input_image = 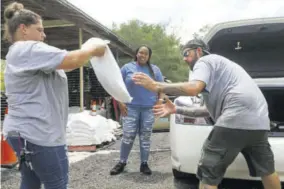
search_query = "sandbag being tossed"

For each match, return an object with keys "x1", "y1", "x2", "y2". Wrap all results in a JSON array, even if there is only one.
[{"x1": 82, "y1": 38, "x2": 133, "y2": 103}]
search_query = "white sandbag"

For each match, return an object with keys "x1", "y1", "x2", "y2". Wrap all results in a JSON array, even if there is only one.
[
  {"x1": 107, "y1": 119, "x2": 121, "y2": 130},
  {"x1": 66, "y1": 111, "x2": 122, "y2": 146},
  {"x1": 82, "y1": 38, "x2": 133, "y2": 103}
]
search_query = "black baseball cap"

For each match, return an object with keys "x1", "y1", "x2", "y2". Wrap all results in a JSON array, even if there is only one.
[{"x1": 183, "y1": 39, "x2": 210, "y2": 55}]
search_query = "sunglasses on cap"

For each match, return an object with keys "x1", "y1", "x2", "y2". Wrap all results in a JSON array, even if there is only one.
[{"x1": 182, "y1": 48, "x2": 197, "y2": 57}]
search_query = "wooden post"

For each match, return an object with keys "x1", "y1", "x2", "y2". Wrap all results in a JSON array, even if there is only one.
[
  {"x1": 115, "y1": 50, "x2": 119, "y2": 63},
  {"x1": 79, "y1": 28, "x2": 84, "y2": 112}
]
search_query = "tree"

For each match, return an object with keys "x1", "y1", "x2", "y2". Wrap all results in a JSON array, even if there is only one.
[
  {"x1": 112, "y1": 20, "x2": 189, "y2": 82},
  {"x1": 192, "y1": 24, "x2": 212, "y2": 39}
]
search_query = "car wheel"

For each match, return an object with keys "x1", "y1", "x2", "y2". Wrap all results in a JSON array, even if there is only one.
[{"x1": 172, "y1": 169, "x2": 197, "y2": 180}]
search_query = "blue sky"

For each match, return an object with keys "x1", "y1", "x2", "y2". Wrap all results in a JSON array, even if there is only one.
[{"x1": 68, "y1": 0, "x2": 284, "y2": 43}]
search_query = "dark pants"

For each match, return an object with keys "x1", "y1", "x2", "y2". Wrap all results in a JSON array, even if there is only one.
[
  {"x1": 7, "y1": 136, "x2": 69, "y2": 189},
  {"x1": 197, "y1": 126, "x2": 275, "y2": 186}
]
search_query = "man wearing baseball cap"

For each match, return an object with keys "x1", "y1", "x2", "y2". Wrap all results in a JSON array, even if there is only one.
[{"x1": 132, "y1": 39, "x2": 281, "y2": 189}]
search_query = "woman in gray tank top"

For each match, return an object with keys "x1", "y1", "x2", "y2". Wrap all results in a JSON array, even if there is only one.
[{"x1": 2, "y1": 2, "x2": 106, "y2": 189}]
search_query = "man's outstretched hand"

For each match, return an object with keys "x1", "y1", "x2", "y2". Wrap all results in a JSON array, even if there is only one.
[
  {"x1": 132, "y1": 73, "x2": 158, "y2": 92},
  {"x1": 153, "y1": 98, "x2": 176, "y2": 117}
]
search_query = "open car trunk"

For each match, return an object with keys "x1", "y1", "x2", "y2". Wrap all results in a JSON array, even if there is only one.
[
  {"x1": 205, "y1": 19, "x2": 284, "y2": 78},
  {"x1": 203, "y1": 18, "x2": 284, "y2": 135},
  {"x1": 201, "y1": 87, "x2": 284, "y2": 134},
  {"x1": 261, "y1": 87, "x2": 284, "y2": 134}
]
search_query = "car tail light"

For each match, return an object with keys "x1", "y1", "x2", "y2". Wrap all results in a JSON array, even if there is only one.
[
  {"x1": 183, "y1": 117, "x2": 196, "y2": 123},
  {"x1": 175, "y1": 114, "x2": 208, "y2": 125}
]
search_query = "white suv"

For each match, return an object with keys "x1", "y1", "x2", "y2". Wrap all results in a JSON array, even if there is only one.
[{"x1": 170, "y1": 17, "x2": 284, "y2": 184}]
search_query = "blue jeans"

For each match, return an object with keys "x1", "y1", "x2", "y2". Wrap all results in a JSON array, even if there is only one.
[
  {"x1": 120, "y1": 106, "x2": 155, "y2": 163},
  {"x1": 6, "y1": 136, "x2": 69, "y2": 189}
]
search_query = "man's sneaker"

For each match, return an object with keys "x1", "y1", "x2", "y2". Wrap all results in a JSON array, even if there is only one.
[
  {"x1": 110, "y1": 162, "x2": 126, "y2": 175},
  {"x1": 140, "y1": 162, "x2": 152, "y2": 175}
]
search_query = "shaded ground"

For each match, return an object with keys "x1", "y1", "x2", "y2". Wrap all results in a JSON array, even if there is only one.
[{"x1": 1, "y1": 132, "x2": 270, "y2": 189}]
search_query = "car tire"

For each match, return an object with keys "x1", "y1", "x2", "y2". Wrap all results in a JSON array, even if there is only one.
[{"x1": 172, "y1": 169, "x2": 197, "y2": 180}]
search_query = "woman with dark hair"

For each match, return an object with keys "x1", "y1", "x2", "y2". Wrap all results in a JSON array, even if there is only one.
[
  {"x1": 2, "y1": 2, "x2": 105, "y2": 189},
  {"x1": 110, "y1": 45, "x2": 164, "y2": 175}
]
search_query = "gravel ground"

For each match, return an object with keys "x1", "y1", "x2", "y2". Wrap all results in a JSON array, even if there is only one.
[{"x1": 1, "y1": 132, "x2": 271, "y2": 189}]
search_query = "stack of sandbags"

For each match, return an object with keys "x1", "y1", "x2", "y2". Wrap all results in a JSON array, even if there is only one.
[{"x1": 66, "y1": 110, "x2": 121, "y2": 146}]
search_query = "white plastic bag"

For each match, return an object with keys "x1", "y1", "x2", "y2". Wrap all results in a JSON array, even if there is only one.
[{"x1": 82, "y1": 38, "x2": 133, "y2": 103}]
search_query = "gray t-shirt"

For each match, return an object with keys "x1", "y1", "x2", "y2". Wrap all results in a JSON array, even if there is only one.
[
  {"x1": 3, "y1": 41, "x2": 69, "y2": 146},
  {"x1": 190, "y1": 54, "x2": 270, "y2": 130}
]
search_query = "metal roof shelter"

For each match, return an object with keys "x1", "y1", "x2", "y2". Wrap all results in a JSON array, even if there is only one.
[
  {"x1": 1, "y1": 0, "x2": 135, "y2": 57},
  {"x1": 1, "y1": 0, "x2": 135, "y2": 111}
]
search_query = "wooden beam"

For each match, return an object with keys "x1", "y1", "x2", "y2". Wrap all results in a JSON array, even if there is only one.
[
  {"x1": 79, "y1": 28, "x2": 84, "y2": 112},
  {"x1": 115, "y1": 50, "x2": 120, "y2": 63},
  {"x1": 43, "y1": 19, "x2": 75, "y2": 28},
  {"x1": 45, "y1": 39, "x2": 79, "y2": 46},
  {"x1": 1, "y1": 19, "x2": 76, "y2": 30}
]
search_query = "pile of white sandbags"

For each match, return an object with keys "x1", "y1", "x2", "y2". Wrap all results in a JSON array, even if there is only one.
[{"x1": 66, "y1": 109, "x2": 121, "y2": 146}]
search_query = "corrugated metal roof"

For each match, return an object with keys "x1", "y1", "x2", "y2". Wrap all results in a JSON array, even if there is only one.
[{"x1": 1, "y1": 0, "x2": 135, "y2": 58}]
